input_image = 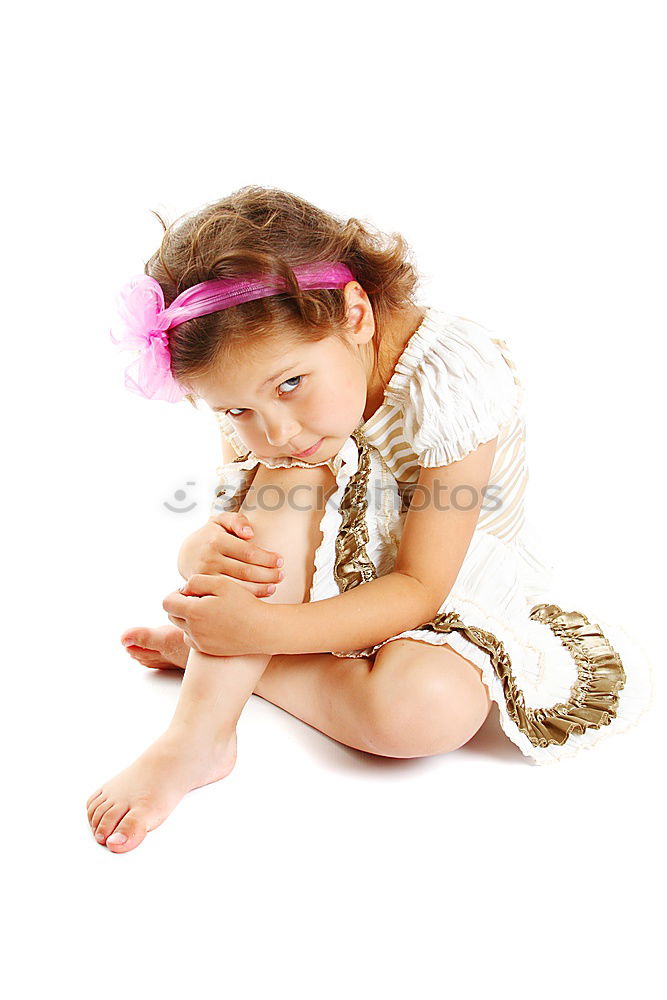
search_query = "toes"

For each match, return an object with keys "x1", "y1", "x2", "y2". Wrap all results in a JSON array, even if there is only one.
[
  {"x1": 91, "y1": 798, "x2": 113, "y2": 831},
  {"x1": 127, "y1": 647, "x2": 159, "y2": 664},
  {"x1": 86, "y1": 791, "x2": 107, "y2": 821},
  {"x1": 136, "y1": 657, "x2": 163, "y2": 670},
  {"x1": 95, "y1": 804, "x2": 130, "y2": 844},
  {"x1": 128, "y1": 648, "x2": 178, "y2": 670},
  {"x1": 105, "y1": 810, "x2": 151, "y2": 853},
  {"x1": 86, "y1": 789, "x2": 104, "y2": 812},
  {"x1": 121, "y1": 627, "x2": 150, "y2": 648}
]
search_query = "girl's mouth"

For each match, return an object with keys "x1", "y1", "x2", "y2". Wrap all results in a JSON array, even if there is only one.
[{"x1": 291, "y1": 437, "x2": 324, "y2": 458}]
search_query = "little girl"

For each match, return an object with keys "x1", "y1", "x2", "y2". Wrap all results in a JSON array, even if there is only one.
[{"x1": 88, "y1": 185, "x2": 654, "y2": 853}]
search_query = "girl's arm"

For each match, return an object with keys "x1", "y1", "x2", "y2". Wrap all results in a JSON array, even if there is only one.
[
  {"x1": 262, "y1": 437, "x2": 498, "y2": 656},
  {"x1": 265, "y1": 571, "x2": 439, "y2": 655}
]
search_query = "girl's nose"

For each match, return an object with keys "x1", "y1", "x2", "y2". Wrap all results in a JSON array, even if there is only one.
[{"x1": 264, "y1": 418, "x2": 301, "y2": 448}]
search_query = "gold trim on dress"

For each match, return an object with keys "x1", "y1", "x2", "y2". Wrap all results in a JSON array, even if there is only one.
[
  {"x1": 332, "y1": 427, "x2": 379, "y2": 591},
  {"x1": 389, "y1": 605, "x2": 626, "y2": 748}
]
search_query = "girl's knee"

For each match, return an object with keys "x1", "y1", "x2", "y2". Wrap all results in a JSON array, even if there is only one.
[
  {"x1": 242, "y1": 464, "x2": 335, "y2": 524},
  {"x1": 240, "y1": 465, "x2": 336, "y2": 604},
  {"x1": 364, "y1": 644, "x2": 491, "y2": 757}
]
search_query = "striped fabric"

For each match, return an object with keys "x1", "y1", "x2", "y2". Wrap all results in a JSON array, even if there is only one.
[{"x1": 359, "y1": 394, "x2": 527, "y2": 543}]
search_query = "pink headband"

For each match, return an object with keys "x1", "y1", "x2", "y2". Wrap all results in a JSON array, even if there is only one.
[{"x1": 109, "y1": 260, "x2": 357, "y2": 402}]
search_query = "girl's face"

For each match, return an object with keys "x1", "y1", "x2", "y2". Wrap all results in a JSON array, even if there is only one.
[{"x1": 192, "y1": 286, "x2": 377, "y2": 463}]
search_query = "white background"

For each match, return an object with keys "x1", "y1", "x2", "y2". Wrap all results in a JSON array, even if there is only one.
[{"x1": 2, "y1": 1, "x2": 664, "y2": 997}]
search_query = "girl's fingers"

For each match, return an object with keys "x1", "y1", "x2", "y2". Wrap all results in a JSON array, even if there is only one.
[
  {"x1": 216, "y1": 554, "x2": 284, "y2": 584},
  {"x1": 162, "y1": 591, "x2": 191, "y2": 617},
  {"x1": 216, "y1": 575, "x2": 276, "y2": 597},
  {"x1": 245, "y1": 581, "x2": 277, "y2": 597},
  {"x1": 232, "y1": 514, "x2": 254, "y2": 538},
  {"x1": 212, "y1": 530, "x2": 283, "y2": 570},
  {"x1": 210, "y1": 512, "x2": 252, "y2": 536},
  {"x1": 167, "y1": 613, "x2": 188, "y2": 629},
  {"x1": 178, "y1": 574, "x2": 226, "y2": 597},
  {"x1": 213, "y1": 511, "x2": 258, "y2": 542}
]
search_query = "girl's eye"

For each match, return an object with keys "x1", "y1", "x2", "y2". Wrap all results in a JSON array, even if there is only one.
[
  {"x1": 225, "y1": 375, "x2": 303, "y2": 418},
  {"x1": 280, "y1": 375, "x2": 302, "y2": 393}
]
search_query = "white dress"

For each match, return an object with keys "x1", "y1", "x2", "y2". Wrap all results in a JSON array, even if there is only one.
[{"x1": 211, "y1": 306, "x2": 655, "y2": 765}]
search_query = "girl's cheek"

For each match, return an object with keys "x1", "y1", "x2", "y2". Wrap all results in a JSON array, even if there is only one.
[{"x1": 313, "y1": 382, "x2": 351, "y2": 418}]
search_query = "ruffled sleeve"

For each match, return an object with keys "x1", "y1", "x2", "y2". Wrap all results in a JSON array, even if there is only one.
[
  {"x1": 210, "y1": 454, "x2": 259, "y2": 516},
  {"x1": 216, "y1": 410, "x2": 251, "y2": 459},
  {"x1": 383, "y1": 309, "x2": 525, "y2": 467}
]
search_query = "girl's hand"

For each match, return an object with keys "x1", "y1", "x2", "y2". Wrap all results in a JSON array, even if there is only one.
[
  {"x1": 177, "y1": 513, "x2": 284, "y2": 597},
  {"x1": 162, "y1": 574, "x2": 271, "y2": 657}
]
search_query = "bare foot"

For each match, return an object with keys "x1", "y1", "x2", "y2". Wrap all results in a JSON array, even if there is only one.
[
  {"x1": 121, "y1": 624, "x2": 189, "y2": 670},
  {"x1": 86, "y1": 725, "x2": 237, "y2": 853}
]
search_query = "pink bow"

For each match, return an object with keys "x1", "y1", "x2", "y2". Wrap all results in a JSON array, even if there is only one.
[{"x1": 109, "y1": 275, "x2": 190, "y2": 402}]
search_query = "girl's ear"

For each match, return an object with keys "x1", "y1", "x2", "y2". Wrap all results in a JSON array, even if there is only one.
[{"x1": 342, "y1": 282, "x2": 375, "y2": 344}]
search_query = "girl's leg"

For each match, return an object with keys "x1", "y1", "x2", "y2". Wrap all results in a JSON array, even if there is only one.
[
  {"x1": 117, "y1": 463, "x2": 489, "y2": 774},
  {"x1": 87, "y1": 464, "x2": 342, "y2": 853},
  {"x1": 85, "y1": 648, "x2": 263, "y2": 854}
]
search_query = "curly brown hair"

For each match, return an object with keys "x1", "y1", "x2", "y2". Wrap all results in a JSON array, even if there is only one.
[{"x1": 144, "y1": 185, "x2": 423, "y2": 407}]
